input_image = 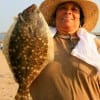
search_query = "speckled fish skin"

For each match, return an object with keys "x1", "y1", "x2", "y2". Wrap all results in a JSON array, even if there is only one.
[{"x1": 8, "y1": 4, "x2": 54, "y2": 100}]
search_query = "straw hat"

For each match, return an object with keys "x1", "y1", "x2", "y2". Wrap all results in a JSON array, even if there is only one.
[{"x1": 39, "y1": 0, "x2": 99, "y2": 32}]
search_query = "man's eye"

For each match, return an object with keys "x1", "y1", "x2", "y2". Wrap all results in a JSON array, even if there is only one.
[
  {"x1": 72, "y1": 7, "x2": 80, "y2": 13},
  {"x1": 58, "y1": 6, "x2": 66, "y2": 10}
]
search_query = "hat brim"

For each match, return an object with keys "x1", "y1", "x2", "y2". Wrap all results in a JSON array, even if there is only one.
[{"x1": 39, "y1": 0, "x2": 99, "y2": 32}]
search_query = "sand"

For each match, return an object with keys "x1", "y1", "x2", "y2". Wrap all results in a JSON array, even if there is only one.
[{"x1": 0, "y1": 50, "x2": 19, "y2": 100}]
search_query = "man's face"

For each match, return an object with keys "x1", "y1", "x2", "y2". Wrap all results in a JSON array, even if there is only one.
[{"x1": 56, "y1": 2, "x2": 81, "y2": 34}]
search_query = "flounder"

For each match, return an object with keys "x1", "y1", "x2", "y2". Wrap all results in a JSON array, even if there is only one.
[{"x1": 3, "y1": 4, "x2": 54, "y2": 100}]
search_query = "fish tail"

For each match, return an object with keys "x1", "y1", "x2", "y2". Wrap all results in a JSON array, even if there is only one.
[{"x1": 15, "y1": 88, "x2": 31, "y2": 100}]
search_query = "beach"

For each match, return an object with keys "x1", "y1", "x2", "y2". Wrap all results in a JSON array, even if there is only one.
[{"x1": 0, "y1": 50, "x2": 18, "y2": 100}]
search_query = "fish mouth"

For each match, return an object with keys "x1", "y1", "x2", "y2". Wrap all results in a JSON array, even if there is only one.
[{"x1": 23, "y1": 4, "x2": 37, "y2": 13}]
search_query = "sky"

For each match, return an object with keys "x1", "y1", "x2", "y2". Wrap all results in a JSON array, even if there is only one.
[{"x1": 0, "y1": 0, "x2": 100, "y2": 33}]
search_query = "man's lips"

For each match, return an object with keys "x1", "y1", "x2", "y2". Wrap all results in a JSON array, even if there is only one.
[{"x1": 61, "y1": 17, "x2": 73, "y2": 22}]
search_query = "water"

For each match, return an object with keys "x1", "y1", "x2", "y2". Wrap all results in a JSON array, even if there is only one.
[{"x1": 0, "y1": 33, "x2": 6, "y2": 41}]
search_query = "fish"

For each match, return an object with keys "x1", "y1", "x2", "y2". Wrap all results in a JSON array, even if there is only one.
[
  {"x1": 3, "y1": 4, "x2": 54, "y2": 100},
  {"x1": 3, "y1": 17, "x2": 18, "y2": 65}
]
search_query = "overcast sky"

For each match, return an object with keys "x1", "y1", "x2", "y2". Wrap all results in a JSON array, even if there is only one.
[{"x1": 0, "y1": 0, "x2": 100, "y2": 33}]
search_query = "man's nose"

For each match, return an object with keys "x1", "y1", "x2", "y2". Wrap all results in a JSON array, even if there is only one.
[{"x1": 65, "y1": 9, "x2": 72, "y2": 14}]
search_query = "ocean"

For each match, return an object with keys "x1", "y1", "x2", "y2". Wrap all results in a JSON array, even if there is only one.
[{"x1": 0, "y1": 33, "x2": 6, "y2": 41}]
